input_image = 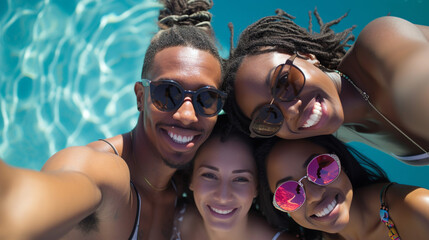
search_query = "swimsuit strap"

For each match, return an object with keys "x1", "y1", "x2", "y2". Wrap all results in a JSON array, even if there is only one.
[
  {"x1": 171, "y1": 178, "x2": 179, "y2": 207},
  {"x1": 99, "y1": 139, "x2": 140, "y2": 240},
  {"x1": 379, "y1": 182, "x2": 401, "y2": 240},
  {"x1": 128, "y1": 182, "x2": 141, "y2": 240},
  {"x1": 98, "y1": 138, "x2": 119, "y2": 156},
  {"x1": 380, "y1": 182, "x2": 395, "y2": 205},
  {"x1": 272, "y1": 230, "x2": 284, "y2": 240}
]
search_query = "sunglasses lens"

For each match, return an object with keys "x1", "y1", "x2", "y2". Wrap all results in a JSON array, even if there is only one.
[
  {"x1": 250, "y1": 105, "x2": 283, "y2": 137},
  {"x1": 307, "y1": 154, "x2": 340, "y2": 185},
  {"x1": 195, "y1": 89, "x2": 224, "y2": 116},
  {"x1": 151, "y1": 82, "x2": 183, "y2": 111},
  {"x1": 274, "y1": 181, "x2": 306, "y2": 212},
  {"x1": 272, "y1": 65, "x2": 305, "y2": 102}
]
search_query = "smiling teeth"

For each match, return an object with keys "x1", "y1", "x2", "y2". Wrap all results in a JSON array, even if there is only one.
[
  {"x1": 315, "y1": 199, "x2": 337, "y2": 217},
  {"x1": 168, "y1": 132, "x2": 194, "y2": 144},
  {"x1": 211, "y1": 207, "x2": 233, "y2": 215},
  {"x1": 302, "y1": 101, "x2": 322, "y2": 128}
]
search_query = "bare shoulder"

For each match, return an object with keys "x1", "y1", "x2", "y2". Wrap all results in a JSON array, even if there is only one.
[
  {"x1": 357, "y1": 16, "x2": 427, "y2": 47},
  {"x1": 389, "y1": 183, "x2": 429, "y2": 213},
  {"x1": 42, "y1": 145, "x2": 131, "y2": 198},
  {"x1": 351, "y1": 16, "x2": 428, "y2": 81},
  {"x1": 248, "y1": 211, "x2": 298, "y2": 240},
  {"x1": 43, "y1": 146, "x2": 129, "y2": 180},
  {"x1": 387, "y1": 184, "x2": 429, "y2": 238}
]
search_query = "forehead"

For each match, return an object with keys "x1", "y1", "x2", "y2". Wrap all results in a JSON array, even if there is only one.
[
  {"x1": 267, "y1": 140, "x2": 328, "y2": 176},
  {"x1": 234, "y1": 52, "x2": 291, "y2": 116},
  {"x1": 194, "y1": 136, "x2": 256, "y2": 172},
  {"x1": 148, "y1": 46, "x2": 222, "y2": 88}
]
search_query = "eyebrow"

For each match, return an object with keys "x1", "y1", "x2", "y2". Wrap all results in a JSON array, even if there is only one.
[
  {"x1": 303, "y1": 153, "x2": 319, "y2": 168},
  {"x1": 274, "y1": 153, "x2": 319, "y2": 187},
  {"x1": 199, "y1": 164, "x2": 218, "y2": 171},
  {"x1": 156, "y1": 78, "x2": 217, "y2": 89},
  {"x1": 198, "y1": 165, "x2": 254, "y2": 175},
  {"x1": 232, "y1": 169, "x2": 254, "y2": 175}
]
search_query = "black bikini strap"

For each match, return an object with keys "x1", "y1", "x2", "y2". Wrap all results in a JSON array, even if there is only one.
[
  {"x1": 380, "y1": 182, "x2": 395, "y2": 207},
  {"x1": 98, "y1": 139, "x2": 119, "y2": 156},
  {"x1": 128, "y1": 182, "x2": 141, "y2": 240}
]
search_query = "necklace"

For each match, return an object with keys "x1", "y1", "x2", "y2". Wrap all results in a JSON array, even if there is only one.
[
  {"x1": 130, "y1": 130, "x2": 170, "y2": 192},
  {"x1": 335, "y1": 70, "x2": 429, "y2": 154},
  {"x1": 143, "y1": 176, "x2": 169, "y2": 191}
]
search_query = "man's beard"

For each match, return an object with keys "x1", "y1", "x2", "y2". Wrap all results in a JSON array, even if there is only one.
[{"x1": 161, "y1": 155, "x2": 193, "y2": 170}]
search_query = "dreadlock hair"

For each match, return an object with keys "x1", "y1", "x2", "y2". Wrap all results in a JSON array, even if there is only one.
[
  {"x1": 254, "y1": 134, "x2": 389, "y2": 239},
  {"x1": 141, "y1": 0, "x2": 223, "y2": 79},
  {"x1": 222, "y1": 8, "x2": 356, "y2": 136}
]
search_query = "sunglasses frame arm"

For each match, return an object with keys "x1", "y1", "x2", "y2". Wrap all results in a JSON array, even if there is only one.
[{"x1": 140, "y1": 79, "x2": 150, "y2": 87}]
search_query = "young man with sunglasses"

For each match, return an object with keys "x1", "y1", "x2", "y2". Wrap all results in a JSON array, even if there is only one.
[{"x1": 0, "y1": 1, "x2": 225, "y2": 239}]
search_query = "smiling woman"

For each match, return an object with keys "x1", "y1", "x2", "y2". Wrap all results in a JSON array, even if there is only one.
[
  {"x1": 256, "y1": 135, "x2": 429, "y2": 240},
  {"x1": 170, "y1": 115, "x2": 298, "y2": 240},
  {"x1": 223, "y1": 8, "x2": 429, "y2": 166}
]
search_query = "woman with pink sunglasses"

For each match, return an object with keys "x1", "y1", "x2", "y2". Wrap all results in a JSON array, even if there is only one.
[{"x1": 255, "y1": 135, "x2": 429, "y2": 240}]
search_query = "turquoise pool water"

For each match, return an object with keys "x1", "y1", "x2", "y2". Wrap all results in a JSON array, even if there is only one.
[{"x1": 1, "y1": 0, "x2": 429, "y2": 188}]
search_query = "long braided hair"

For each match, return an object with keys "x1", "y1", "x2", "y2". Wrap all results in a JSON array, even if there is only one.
[
  {"x1": 223, "y1": 8, "x2": 355, "y2": 135},
  {"x1": 141, "y1": 0, "x2": 223, "y2": 79}
]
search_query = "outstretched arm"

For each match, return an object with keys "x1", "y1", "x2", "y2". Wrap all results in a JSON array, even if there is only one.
[
  {"x1": 0, "y1": 146, "x2": 130, "y2": 239},
  {"x1": 352, "y1": 16, "x2": 429, "y2": 140},
  {"x1": 0, "y1": 155, "x2": 101, "y2": 239}
]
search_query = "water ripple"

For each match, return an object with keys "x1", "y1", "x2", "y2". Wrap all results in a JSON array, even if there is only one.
[{"x1": 0, "y1": 0, "x2": 161, "y2": 169}]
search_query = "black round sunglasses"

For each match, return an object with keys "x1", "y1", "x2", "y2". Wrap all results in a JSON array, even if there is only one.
[{"x1": 141, "y1": 79, "x2": 227, "y2": 117}]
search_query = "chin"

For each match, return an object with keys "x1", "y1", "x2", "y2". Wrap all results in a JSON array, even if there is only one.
[
  {"x1": 161, "y1": 153, "x2": 194, "y2": 169},
  {"x1": 326, "y1": 214, "x2": 349, "y2": 234}
]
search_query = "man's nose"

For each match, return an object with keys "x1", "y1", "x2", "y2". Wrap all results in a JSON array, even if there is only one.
[{"x1": 172, "y1": 96, "x2": 198, "y2": 125}]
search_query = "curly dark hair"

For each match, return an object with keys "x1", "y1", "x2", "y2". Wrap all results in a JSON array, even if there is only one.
[
  {"x1": 254, "y1": 134, "x2": 389, "y2": 239},
  {"x1": 222, "y1": 8, "x2": 356, "y2": 136},
  {"x1": 141, "y1": 0, "x2": 223, "y2": 79}
]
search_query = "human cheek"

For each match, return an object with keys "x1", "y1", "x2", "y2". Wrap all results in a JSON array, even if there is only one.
[
  {"x1": 193, "y1": 180, "x2": 215, "y2": 205},
  {"x1": 289, "y1": 207, "x2": 313, "y2": 229},
  {"x1": 233, "y1": 184, "x2": 256, "y2": 207},
  {"x1": 202, "y1": 115, "x2": 218, "y2": 133}
]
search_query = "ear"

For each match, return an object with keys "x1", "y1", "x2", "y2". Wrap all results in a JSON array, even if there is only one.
[
  {"x1": 189, "y1": 179, "x2": 194, "y2": 191},
  {"x1": 134, "y1": 82, "x2": 145, "y2": 111},
  {"x1": 297, "y1": 52, "x2": 321, "y2": 66}
]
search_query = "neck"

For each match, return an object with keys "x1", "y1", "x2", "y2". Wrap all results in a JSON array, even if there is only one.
[
  {"x1": 128, "y1": 115, "x2": 177, "y2": 192},
  {"x1": 204, "y1": 217, "x2": 248, "y2": 240},
  {"x1": 336, "y1": 70, "x2": 429, "y2": 154},
  {"x1": 337, "y1": 187, "x2": 382, "y2": 240},
  {"x1": 336, "y1": 71, "x2": 370, "y2": 124}
]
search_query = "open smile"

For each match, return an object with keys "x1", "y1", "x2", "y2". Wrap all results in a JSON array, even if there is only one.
[
  {"x1": 210, "y1": 206, "x2": 234, "y2": 215},
  {"x1": 208, "y1": 205, "x2": 238, "y2": 218},
  {"x1": 310, "y1": 194, "x2": 340, "y2": 221},
  {"x1": 301, "y1": 100, "x2": 322, "y2": 129},
  {"x1": 314, "y1": 198, "x2": 337, "y2": 217},
  {"x1": 161, "y1": 125, "x2": 202, "y2": 151},
  {"x1": 167, "y1": 131, "x2": 194, "y2": 144}
]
